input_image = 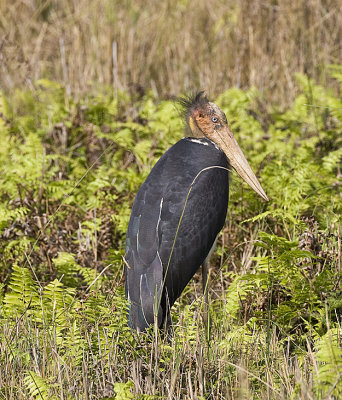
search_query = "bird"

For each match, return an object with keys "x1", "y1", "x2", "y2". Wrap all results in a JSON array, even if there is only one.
[{"x1": 124, "y1": 92, "x2": 268, "y2": 332}]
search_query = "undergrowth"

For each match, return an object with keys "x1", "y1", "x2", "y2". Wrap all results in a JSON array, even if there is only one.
[{"x1": 0, "y1": 71, "x2": 341, "y2": 399}]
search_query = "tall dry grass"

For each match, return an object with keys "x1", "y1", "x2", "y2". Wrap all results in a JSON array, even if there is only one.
[{"x1": 1, "y1": 0, "x2": 342, "y2": 105}]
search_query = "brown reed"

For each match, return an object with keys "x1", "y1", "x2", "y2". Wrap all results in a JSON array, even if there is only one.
[{"x1": 1, "y1": 0, "x2": 342, "y2": 105}]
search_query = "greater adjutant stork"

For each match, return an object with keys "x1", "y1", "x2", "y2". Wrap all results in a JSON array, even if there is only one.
[{"x1": 125, "y1": 92, "x2": 268, "y2": 332}]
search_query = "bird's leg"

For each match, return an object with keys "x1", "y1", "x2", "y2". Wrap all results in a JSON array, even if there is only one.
[
  {"x1": 202, "y1": 258, "x2": 210, "y2": 337},
  {"x1": 202, "y1": 237, "x2": 217, "y2": 337},
  {"x1": 164, "y1": 293, "x2": 174, "y2": 340}
]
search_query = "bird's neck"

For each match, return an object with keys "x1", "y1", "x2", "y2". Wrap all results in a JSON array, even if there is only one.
[
  {"x1": 189, "y1": 116, "x2": 205, "y2": 138},
  {"x1": 192, "y1": 130, "x2": 205, "y2": 139}
]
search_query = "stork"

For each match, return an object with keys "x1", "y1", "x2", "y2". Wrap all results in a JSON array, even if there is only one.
[{"x1": 125, "y1": 92, "x2": 268, "y2": 332}]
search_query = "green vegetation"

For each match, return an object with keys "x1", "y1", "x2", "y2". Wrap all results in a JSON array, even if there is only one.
[{"x1": 0, "y1": 72, "x2": 341, "y2": 399}]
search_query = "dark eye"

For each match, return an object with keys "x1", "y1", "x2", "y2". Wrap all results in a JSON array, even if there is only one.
[{"x1": 211, "y1": 116, "x2": 218, "y2": 123}]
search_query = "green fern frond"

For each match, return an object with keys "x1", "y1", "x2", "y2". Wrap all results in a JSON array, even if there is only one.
[
  {"x1": 24, "y1": 371, "x2": 54, "y2": 400},
  {"x1": 42, "y1": 278, "x2": 77, "y2": 324},
  {"x1": 4, "y1": 266, "x2": 40, "y2": 316},
  {"x1": 314, "y1": 328, "x2": 342, "y2": 397},
  {"x1": 322, "y1": 147, "x2": 342, "y2": 172},
  {"x1": 52, "y1": 252, "x2": 80, "y2": 286},
  {"x1": 113, "y1": 381, "x2": 134, "y2": 400},
  {"x1": 224, "y1": 272, "x2": 255, "y2": 320}
]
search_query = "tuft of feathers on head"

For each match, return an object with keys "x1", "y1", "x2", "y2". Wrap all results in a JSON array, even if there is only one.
[
  {"x1": 178, "y1": 91, "x2": 209, "y2": 115},
  {"x1": 176, "y1": 91, "x2": 210, "y2": 131}
]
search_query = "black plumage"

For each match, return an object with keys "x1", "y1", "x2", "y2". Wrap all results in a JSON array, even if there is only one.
[{"x1": 125, "y1": 137, "x2": 228, "y2": 331}]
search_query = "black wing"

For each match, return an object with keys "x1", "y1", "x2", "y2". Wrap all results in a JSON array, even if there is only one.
[{"x1": 125, "y1": 138, "x2": 229, "y2": 331}]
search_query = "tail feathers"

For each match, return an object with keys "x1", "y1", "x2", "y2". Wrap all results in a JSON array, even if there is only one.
[
  {"x1": 128, "y1": 298, "x2": 163, "y2": 332},
  {"x1": 125, "y1": 253, "x2": 164, "y2": 332}
]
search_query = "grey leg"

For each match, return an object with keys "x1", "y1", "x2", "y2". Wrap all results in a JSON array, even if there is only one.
[
  {"x1": 202, "y1": 236, "x2": 217, "y2": 337},
  {"x1": 202, "y1": 258, "x2": 209, "y2": 334},
  {"x1": 163, "y1": 290, "x2": 173, "y2": 340}
]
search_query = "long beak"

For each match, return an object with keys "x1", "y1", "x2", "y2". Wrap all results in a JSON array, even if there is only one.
[{"x1": 213, "y1": 126, "x2": 269, "y2": 201}]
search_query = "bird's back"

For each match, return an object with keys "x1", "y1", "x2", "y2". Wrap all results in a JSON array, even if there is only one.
[{"x1": 125, "y1": 137, "x2": 229, "y2": 331}]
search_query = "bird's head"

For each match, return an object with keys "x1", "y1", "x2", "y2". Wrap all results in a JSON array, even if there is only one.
[{"x1": 181, "y1": 91, "x2": 269, "y2": 201}]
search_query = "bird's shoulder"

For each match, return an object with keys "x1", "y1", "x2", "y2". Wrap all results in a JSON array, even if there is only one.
[{"x1": 145, "y1": 137, "x2": 227, "y2": 181}]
